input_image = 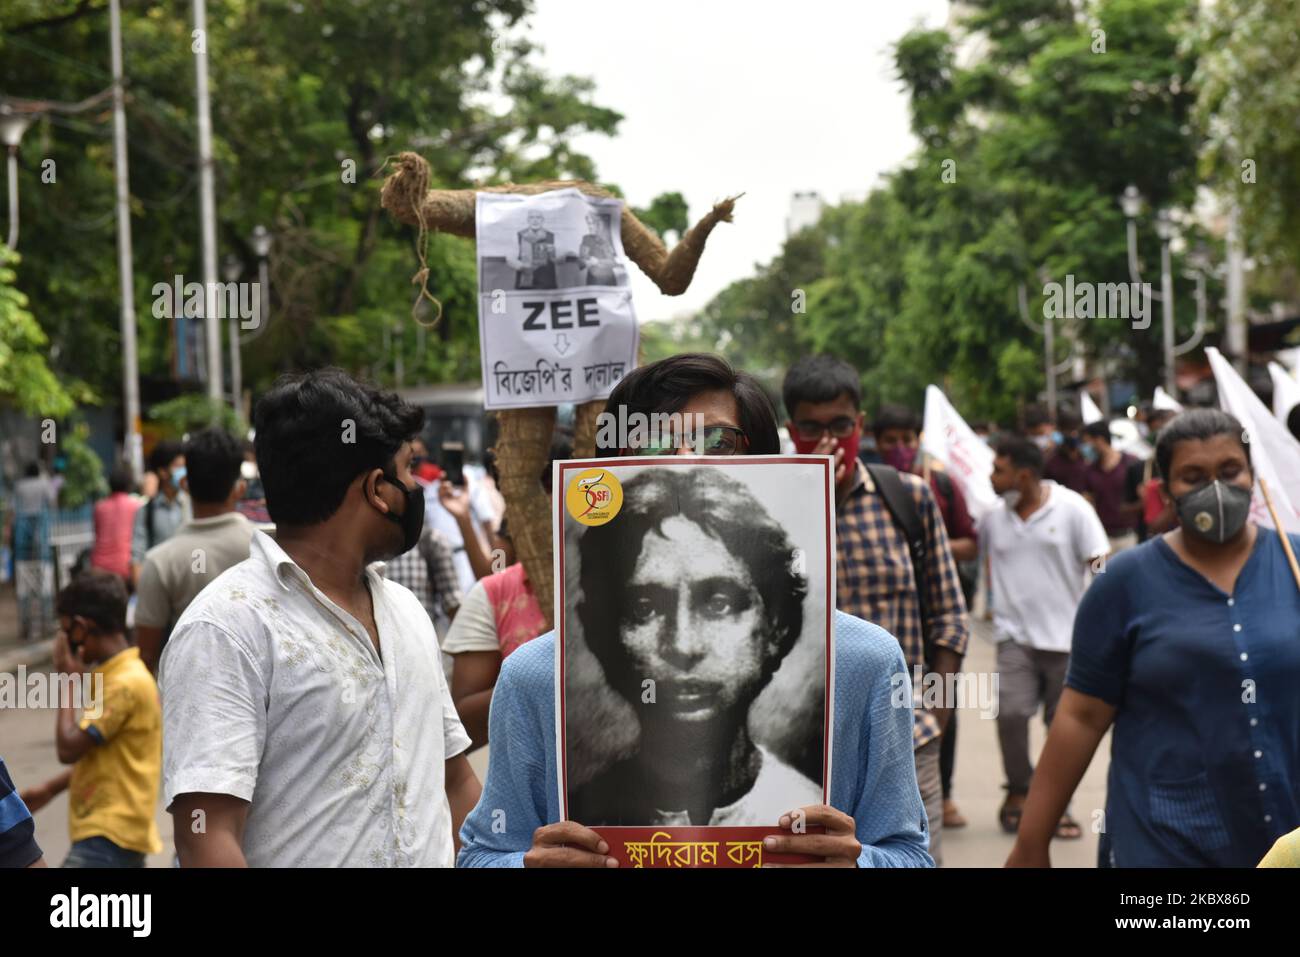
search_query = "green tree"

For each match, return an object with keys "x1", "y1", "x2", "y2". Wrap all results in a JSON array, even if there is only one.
[
  {"x1": 0, "y1": 245, "x2": 77, "y2": 418},
  {"x1": 1196, "y1": 0, "x2": 1300, "y2": 268},
  {"x1": 699, "y1": 0, "x2": 1206, "y2": 422},
  {"x1": 0, "y1": 0, "x2": 626, "y2": 414}
]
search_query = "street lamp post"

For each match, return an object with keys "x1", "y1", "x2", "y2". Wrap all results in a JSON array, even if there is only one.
[
  {"x1": 1120, "y1": 185, "x2": 1209, "y2": 398},
  {"x1": 222, "y1": 253, "x2": 244, "y2": 416},
  {"x1": 1155, "y1": 209, "x2": 1177, "y2": 395},
  {"x1": 242, "y1": 224, "x2": 272, "y2": 348},
  {"x1": 1018, "y1": 280, "x2": 1077, "y2": 418},
  {"x1": 109, "y1": 0, "x2": 143, "y2": 479},
  {"x1": 193, "y1": 0, "x2": 222, "y2": 409},
  {"x1": 0, "y1": 105, "x2": 33, "y2": 251}
]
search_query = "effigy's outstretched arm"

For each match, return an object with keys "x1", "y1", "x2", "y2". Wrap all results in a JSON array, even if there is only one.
[{"x1": 380, "y1": 151, "x2": 738, "y2": 296}]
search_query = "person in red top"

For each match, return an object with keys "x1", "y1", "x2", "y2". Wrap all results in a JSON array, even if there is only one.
[
  {"x1": 89, "y1": 468, "x2": 140, "y2": 582},
  {"x1": 873, "y1": 403, "x2": 977, "y2": 830}
]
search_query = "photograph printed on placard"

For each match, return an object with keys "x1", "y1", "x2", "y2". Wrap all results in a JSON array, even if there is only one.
[
  {"x1": 477, "y1": 190, "x2": 630, "y2": 293},
  {"x1": 559, "y1": 458, "x2": 833, "y2": 828}
]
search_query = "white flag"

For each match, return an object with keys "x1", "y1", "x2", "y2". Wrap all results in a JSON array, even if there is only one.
[
  {"x1": 1080, "y1": 390, "x2": 1104, "y2": 425},
  {"x1": 1153, "y1": 385, "x2": 1184, "y2": 413},
  {"x1": 1268, "y1": 361, "x2": 1300, "y2": 424},
  {"x1": 921, "y1": 385, "x2": 998, "y2": 523},
  {"x1": 1207, "y1": 347, "x2": 1300, "y2": 534}
]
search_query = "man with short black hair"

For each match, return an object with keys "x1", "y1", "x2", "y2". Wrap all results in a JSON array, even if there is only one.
[
  {"x1": 160, "y1": 369, "x2": 479, "y2": 867},
  {"x1": 1081, "y1": 421, "x2": 1139, "y2": 550},
  {"x1": 782, "y1": 354, "x2": 970, "y2": 865},
  {"x1": 130, "y1": 439, "x2": 190, "y2": 586},
  {"x1": 134, "y1": 428, "x2": 256, "y2": 673},
  {"x1": 1044, "y1": 411, "x2": 1089, "y2": 494},
  {"x1": 985, "y1": 435, "x2": 1108, "y2": 840}
]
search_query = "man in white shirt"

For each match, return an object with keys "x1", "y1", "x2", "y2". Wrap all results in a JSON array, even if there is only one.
[
  {"x1": 161, "y1": 369, "x2": 480, "y2": 867},
  {"x1": 983, "y1": 434, "x2": 1109, "y2": 841}
]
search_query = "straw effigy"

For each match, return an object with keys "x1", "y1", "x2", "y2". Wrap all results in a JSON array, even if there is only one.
[{"x1": 380, "y1": 151, "x2": 738, "y2": 629}]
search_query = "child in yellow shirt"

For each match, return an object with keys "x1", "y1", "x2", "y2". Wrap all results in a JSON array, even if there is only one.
[{"x1": 21, "y1": 572, "x2": 162, "y2": 867}]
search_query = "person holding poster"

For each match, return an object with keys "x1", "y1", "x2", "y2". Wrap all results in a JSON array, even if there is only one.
[
  {"x1": 1008, "y1": 410, "x2": 1300, "y2": 867},
  {"x1": 567, "y1": 466, "x2": 823, "y2": 827},
  {"x1": 458, "y1": 353, "x2": 932, "y2": 868}
]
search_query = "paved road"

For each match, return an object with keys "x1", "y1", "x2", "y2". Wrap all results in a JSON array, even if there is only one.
[
  {"x1": 942, "y1": 618, "x2": 1110, "y2": 867},
  {"x1": 2, "y1": 621, "x2": 1108, "y2": 868}
]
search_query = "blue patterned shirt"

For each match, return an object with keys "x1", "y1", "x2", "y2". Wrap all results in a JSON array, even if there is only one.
[
  {"x1": 458, "y1": 610, "x2": 933, "y2": 868},
  {"x1": 0, "y1": 756, "x2": 42, "y2": 868}
]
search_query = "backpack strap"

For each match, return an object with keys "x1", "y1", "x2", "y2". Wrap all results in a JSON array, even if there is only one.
[
  {"x1": 145, "y1": 496, "x2": 158, "y2": 550},
  {"x1": 864, "y1": 463, "x2": 932, "y2": 645}
]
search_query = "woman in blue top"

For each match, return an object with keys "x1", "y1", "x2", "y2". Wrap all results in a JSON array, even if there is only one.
[{"x1": 1008, "y1": 409, "x2": 1300, "y2": 867}]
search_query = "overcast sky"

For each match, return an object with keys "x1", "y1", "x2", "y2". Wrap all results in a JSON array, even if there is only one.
[{"x1": 525, "y1": 0, "x2": 951, "y2": 322}]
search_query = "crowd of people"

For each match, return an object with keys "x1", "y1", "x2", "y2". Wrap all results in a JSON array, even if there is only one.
[{"x1": 1, "y1": 349, "x2": 1298, "y2": 869}]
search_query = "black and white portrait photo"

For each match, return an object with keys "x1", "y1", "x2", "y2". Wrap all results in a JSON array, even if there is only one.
[
  {"x1": 513, "y1": 209, "x2": 558, "y2": 289},
  {"x1": 476, "y1": 188, "x2": 630, "y2": 293},
  {"x1": 558, "y1": 459, "x2": 834, "y2": 828}
]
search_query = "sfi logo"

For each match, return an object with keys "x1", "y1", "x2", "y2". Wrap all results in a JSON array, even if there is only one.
[{"x1": 565, "y1": 468, "x2": 623, "y2": 527}]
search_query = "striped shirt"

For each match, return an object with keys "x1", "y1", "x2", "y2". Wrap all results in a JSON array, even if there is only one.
[
  {"x1": 0, "y1": 756, "x2": 43, "y2": 868},
  {"x1": 835, "y1": 461, "x2": 970, "y2": 748}
]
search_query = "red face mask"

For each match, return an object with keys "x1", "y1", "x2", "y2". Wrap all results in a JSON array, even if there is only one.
[{"x1": 792, "y1": 426, "x2": 861, "y2": 467}]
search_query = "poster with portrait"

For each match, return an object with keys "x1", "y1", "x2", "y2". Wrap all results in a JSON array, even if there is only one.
[
  {"x1": 553, "y1": 456, "x2": 836, "y2": 867},
  {"x1": 476, "y1": 188, "x2": 638, "y2": 411}
]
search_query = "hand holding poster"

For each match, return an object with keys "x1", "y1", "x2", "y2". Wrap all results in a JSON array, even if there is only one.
[
  {"x1": 921, "y1": 385, "x2": 998, "y2": 523},
  {"x1": 477, "y1": 188, "x2": 639, "y2": 410},
  {"x1": 554, "y1": 456, "x2": 835, "y2": 866},
  {"x1": 1207, "y1": 347, "x2": 1300, "y2": 534}
]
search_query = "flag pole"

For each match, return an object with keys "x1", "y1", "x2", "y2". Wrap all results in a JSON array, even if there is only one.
[{"x1": 1259, "y1": 478, "x2": 1300, "y2": 594}]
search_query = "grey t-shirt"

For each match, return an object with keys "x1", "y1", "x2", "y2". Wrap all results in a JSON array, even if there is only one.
[
  {"x1": 135, "y1": 512, "x2": 256, "y2": 633},
  {"x1": 131, "y1": 492, "x2": 192, "y2": 566}
]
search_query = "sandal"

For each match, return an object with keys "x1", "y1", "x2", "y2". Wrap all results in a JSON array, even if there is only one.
[
  {"x1": 1054, "y1": 813, "x2": 1083, "y2": 840},
  {"x1": 998, "y1": 797, "x2": 1024, "y2": 834}
]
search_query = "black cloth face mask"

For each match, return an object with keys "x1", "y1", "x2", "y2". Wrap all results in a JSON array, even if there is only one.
[
  {"x1": 1175, "y1": 478, "x2": 1252, "y2": 544},
  {"x1": 377, "y1": 472, "x2": 425, "y2": 555}
]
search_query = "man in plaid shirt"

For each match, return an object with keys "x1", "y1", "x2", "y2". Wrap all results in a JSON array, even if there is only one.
[
  {"x1": 784, "y1": 355, "x2": 970, "y2": 865},
  {"x1": 384, "y1": 526, "x2": 463, "y2": 638}
]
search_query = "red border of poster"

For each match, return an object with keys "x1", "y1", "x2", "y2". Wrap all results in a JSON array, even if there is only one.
[{"x1": 555, "y1": 455, "x2": 835, "y2": 867}]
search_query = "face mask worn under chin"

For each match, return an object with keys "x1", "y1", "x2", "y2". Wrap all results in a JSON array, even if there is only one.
[
  {"x1": 1175, "y1": 479, "x2": 1252, "y2": 544},
  {"x1": 1000, "y1": 488, "x2": 1022, "y2": 509},
  {"x1": 378, "y1": 473, "x2": 426, "y2": 555}
]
